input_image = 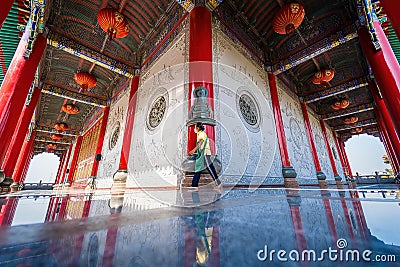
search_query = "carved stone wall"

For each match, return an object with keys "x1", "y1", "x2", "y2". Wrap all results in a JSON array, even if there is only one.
[
  {"x1": 309, "y1": 115, "x2": 335, "y2": 180},
  {"x1": 278, "y1": 87, "x2": 317, "y2": 182},
  {"x1": 213, "y1": 28, "x2": 279, "y2": 185},
  {"x1": 96, "y1": 89, "x2": 130, "y2": 188},
  {"x1": 128, "y1": 32, "x2": 187, "y2": 187}
]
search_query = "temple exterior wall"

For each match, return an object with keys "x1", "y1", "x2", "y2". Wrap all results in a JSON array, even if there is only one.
[{"x1": 115, "y1": 23, "x2": 344, "y2": 187}]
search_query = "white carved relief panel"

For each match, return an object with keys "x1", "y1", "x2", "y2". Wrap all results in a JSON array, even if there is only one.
[
  {"x1": 96, "y1": 90, "x2": 129, "y2": 188},
  {"x1": 128, "y1": 33, "x2": 187, "y2": 187},
  {"x1": 278, "y1": 89, "x2": 317, "y2": 181},
  {"x1": 213, "y1": 29, "x2": 278, "y2": 185},
  {"x1": 309, "y1": 115, "x2": 335, "y2": 180}
]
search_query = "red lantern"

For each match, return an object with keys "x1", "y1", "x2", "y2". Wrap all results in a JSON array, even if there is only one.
[
  {"x1": 74, "y1": 72, "x2": 97, "y2": 90},
  {"x1": 50, "y1": 134, "x2": 63, "y2": 141},
  {"x1": 273, "y1": 3, "x2": 305, "y2": 35},
  {"x1": 331, "y1": 101, "x2": 342, "y2": 110},
  {"x1": 311, "y1": 69, "x2": 335, "y2": 85},
  {"x1": 54, "y1": 122, "x2": 69, "y2": 132},
  {"x1": 331, "y1": 99, "x2": 350, "y2": 110},
  {"x1": 344, "y1": 116, "x2": 358, "y2": 124},
  {"x1": 97, "y1": 8, "x2": 129, "y2": 40},
  {"x1": 62, "y1": 103, "x2": 80, "y2": 115},
  {"x1": 46, "y1": 148, "x2": 54, "y2": 153},
  {"x1": 351, "y1": 127, "x2": 363, "y2": 134},
  {"x1": 47, "y1": 143, "x2": 57, "y2": 149},
  {"x1": 340, "y1": 99, "x2": 350, "y2": 109}
]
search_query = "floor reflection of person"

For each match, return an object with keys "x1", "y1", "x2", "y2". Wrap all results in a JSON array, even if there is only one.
[
  {"x1": 188, "y1": 211, "x2": 219, "y2": 267},
  {"x1": 188, "y1": 122, "x2": 222, "y2": 190}
]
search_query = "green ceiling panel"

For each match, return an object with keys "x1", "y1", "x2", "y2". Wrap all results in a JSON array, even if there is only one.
[
  {"x1": 0, "y1": 1, "x2": 22, "y2": 85},
  {"x1": 387, "y1": 25, "x2": 400, "y2": 64}
]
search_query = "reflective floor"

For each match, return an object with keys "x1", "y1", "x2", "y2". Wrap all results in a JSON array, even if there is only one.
[{"x1": 0, "y1": 184, "x2": 399, "y2": 266}]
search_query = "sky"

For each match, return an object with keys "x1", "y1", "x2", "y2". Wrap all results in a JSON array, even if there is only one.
[
  {"x1": 344, "y1": 134, "x2": 389, "y2": 175},
  {"x1": 24, "y1": 153, "x2": 60, "y2": 183},
  {"x1": 24, "y1": 134, "x2": 389, "y2": 183}
]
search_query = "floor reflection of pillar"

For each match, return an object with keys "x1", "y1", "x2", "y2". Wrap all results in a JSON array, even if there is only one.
[
  {"x1": 45, "y1": 197, "x2": 56, "y2": 222},
  {"x1": 286, "y1": 190, "x2": 307, "y2": 252},
  {"x1": 102, "y1": 227, "x2": 118, "y2": 266},
  {"x1": 184, "y1": 227, "x2": 197, "y2": 267},
  {"x1": 322, "y1": 194, "x2": 338, "y2": 243},
  {"x1": 56, "y1": 198, "x2": 68, "y2": 221},
  {"x1": 102, "y1": 181, "x2": 126, "y2": 266},
  {"x1": 339, "y1": 192, "x2": 356, "y2": 246},
  {"x1": 352, "y1": 191, "x2": 370, "y2": 241},
  {"x1": 349, "y1": 191, "x2": 367, "y2": 242},
  {"x1": 72, "y1": 197, "x2": 92, "y2": 265}
]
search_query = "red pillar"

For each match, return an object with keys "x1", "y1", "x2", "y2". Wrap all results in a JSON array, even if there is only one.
[
  {"x1": 0, "y1": 198, "x2": 19, "y2": 226},
  {"x1": 301, "y1": 103, "x2": 326, "y2": 181},
  {"x1": 1, "y1": 87, "x2": 40, "y2": 178},
  {"x1": 114, "y1": 75, "x2": 140, "y2": 181},
  {"x1": 268, "y1": 73, "x2": 298, "y2": 187},
  {"x1": 379, "y1": 0, "x2": 400, "y2": 39},
  {"x1": 339, "y1": 138, "x2": 354, "y2": 178},
  {"x1": 187, "y1": 6, "x2": 216, "y2": 154},
  {"x1": 320, "y1": 119, "x2": 342, "y2": 181},
  {"x1": 370, "y1": 82, "x2": 400, "y2": 172},
  {"x1": 67, "y1": 136, "x2": 83, "y2": 184},
  {"x1": 0, "y1": 0, "x2": 14, "y2": 29},
  {"x1": 90, "y1": 107, "x2": 110, "y2": 177},
  {"x1": 0, "y1": 34, "x2": 46, "y2": 162},
  {"x1": 55, "y1": 152, "x2": 66, "y2": 184},
  {"x1": 333, "y1": 132, "x2": 350, "y2": 178},
  {"x1": 377, "y1": 121, "x2": 399, "y2": 174},
  {"x1": 20, "y1": 149, "x2": 33, "y2": 184},
  {"x1": 358, "y1": 24, "x2": 400, "y2": 136},
  {"x1": 59, "y1": 144, "x2": 73, "y2": 184},
  {"x1": 11, "y1": 131, "x2": 36, "y2": 184}
]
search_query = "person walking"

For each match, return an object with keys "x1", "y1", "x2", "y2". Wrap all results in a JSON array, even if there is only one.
[{"x1": 188, "y1": 122, "x2": 222, "y2": 190}]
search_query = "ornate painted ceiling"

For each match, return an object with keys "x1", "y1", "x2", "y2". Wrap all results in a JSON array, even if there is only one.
[{"x1": 2, "y1": 0, "x2": 393, "y2": 155}]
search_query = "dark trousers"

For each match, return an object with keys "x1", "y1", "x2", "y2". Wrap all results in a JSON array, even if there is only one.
[{"x1": 191, "y1": 155, "x2": 221, "y2": 187}]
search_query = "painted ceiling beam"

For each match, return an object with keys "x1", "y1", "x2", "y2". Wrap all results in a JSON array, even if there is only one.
[
  {"x1": 175, "y1": 0, "x2": 195, "y2": 12},
  {"x1": 301, "y1": 77, "x2": 369, "y2": 104},
  {"x1": 35, "y1": 137, "x2": 72, "y2": 145},
  {"x1": 33, "y1": 148, "x2": 65, "y2": 157},
  {"x1": 339, "y1": 126, "x2": 379, "y2": 140},
  {"x1": 47, "y1": 31, "x2": 134, "y2": 78},
  {"x1": 41, "y1": 84, "x2": 108, "y2": 108},
  {"x1": 322, "y1": 103, "x2": 374, "y2": 120},
  {"x1": 334, "y1": 119, "x2": 377, "y2": 132},
  {"x1": 272, "y1": 25, "x2": 358, "y2": 75},
  {"x1": 35, "y1": 125, "x2": 80, "y2": 136}
]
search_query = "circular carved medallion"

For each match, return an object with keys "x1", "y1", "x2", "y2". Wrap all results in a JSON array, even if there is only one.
[
  {"x1": 237, "y1": 91, "x2": 260, "y2": 132},
  {"x1": 148, "y1": 96, "x2": 166, "y2": 129},
  {"x1": 109, "y1": 122, "x2": 120, "y2": 150}
]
